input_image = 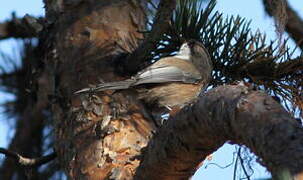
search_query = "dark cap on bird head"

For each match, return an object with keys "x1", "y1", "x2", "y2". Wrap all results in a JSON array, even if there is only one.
[{"x1": 182, "y1": 39, "x2": 213, "y2": 80}]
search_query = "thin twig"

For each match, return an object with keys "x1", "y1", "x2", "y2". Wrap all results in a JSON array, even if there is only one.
[
  {"x1": 237, "y1": 148, "x2": 251, "y2": 180},
  {"x1": 233, "y1": 147, "x2": 240, "y2": 180},
  {"x1": 0, "y1": 148, "x2": 57, "y2": 167}
]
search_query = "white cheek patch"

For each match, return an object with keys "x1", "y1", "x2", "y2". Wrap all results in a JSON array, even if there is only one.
[
  {"x1": 174, "y1": 43, "x2": 191, "y2": 60},
  {"x1": 180, "y1": 43, "x2": 189, "y2": 50}
]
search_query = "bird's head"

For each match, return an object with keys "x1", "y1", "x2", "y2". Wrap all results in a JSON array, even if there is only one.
[
  {"x1": 180, "y1": 39, "x2": 213, "y2": 81},
  {"x1": 177, "y1": 40, "x2": 209, "y2": 60},
  {"x1": 176, "y1": 42, "x2": 191, "y2": 60},
  {"x1": 186, "y1": 39, "x2": 209, "y2": 58}
]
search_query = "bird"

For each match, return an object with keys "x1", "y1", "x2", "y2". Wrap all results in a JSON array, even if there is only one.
[{"x1": 75, "y1": 39, "x2": 213, "y2": 110}]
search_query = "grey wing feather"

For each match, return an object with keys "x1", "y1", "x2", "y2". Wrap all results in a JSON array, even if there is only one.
[
  {"x1": 75, "y1": 65, "x2": 201, "y2": 94},
  {"x1": 134, "y1": 65, "x2": 201, "y2": 85},
  {"x1": 74, "y1": 79, "x2": 135, "y2": 94}
]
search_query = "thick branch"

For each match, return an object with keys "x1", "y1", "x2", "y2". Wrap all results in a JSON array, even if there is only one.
[
  {"x1": 0, "y1": 14, "x2": 43, "y2": 40},
  {"x1": 135, "y1": 84, "x2": 303, "y2": 180},
  {"x1": 124, "y1": 0, "x2": 177, "y2": 73},
  {"x1": 263, "y1": 0, "x2": 303, "y2": 50},
  {"x1": 0, "y1": 148, "x2": 56, "y2": 167}
]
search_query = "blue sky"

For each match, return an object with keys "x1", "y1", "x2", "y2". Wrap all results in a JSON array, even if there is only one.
[{"x1": 0, "y1": 0, "x2": 302, "y2": 179}]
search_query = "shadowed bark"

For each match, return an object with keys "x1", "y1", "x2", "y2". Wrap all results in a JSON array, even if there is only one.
[{"x1": 44, "y1": 0, "x2": 155, "y2": 179}]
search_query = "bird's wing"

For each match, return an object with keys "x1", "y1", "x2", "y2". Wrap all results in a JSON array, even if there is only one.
[
  {"x1": 74, "y1": 60, "x2": 202, "y2": 94},
  {"x1": 134, "y1": 65, "x2": 202, "y2": 85},
  {"x1": 74, "y1": 79, "x2": 136, "y2": 94}
]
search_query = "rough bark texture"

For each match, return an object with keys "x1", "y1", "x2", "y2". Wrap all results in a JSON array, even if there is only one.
[
  {"x1": 135, "y1": 84, "x2": 303, "y2": 180},
  {"x1": 44, "y1": 0, "x2": 156, "y2": 179}
]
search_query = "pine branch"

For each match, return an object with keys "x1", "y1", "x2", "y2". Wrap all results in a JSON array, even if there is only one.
[{"x1": 0, "y1": 14, "x2": 43, "y2": 40}]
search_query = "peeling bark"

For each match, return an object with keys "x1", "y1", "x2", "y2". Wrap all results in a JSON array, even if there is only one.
[
  {"x1": 44, "y1": 0, "x2": 155, "y2": 179},
  {"x1": 135, "y1": 84, "x2": 303, "y2": 179}
]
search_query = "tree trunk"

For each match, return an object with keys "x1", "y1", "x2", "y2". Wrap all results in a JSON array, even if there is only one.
[{"x1": 44, "y1": 0, "x2": 155, "y2": 179}]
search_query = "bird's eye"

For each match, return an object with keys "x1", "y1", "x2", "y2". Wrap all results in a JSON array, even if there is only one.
[{"x1": 187, "y1": 41, "x2": 195, "y2": 48}]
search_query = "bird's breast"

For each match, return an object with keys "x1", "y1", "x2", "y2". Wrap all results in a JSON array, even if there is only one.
[{"x1": 139, "y1": 82, "x2": 204, "y2": 108}]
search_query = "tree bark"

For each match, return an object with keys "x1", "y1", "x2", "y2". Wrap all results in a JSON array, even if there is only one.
[{"x1": 44, "y1": 0, "x2": 154, "y2": 179}]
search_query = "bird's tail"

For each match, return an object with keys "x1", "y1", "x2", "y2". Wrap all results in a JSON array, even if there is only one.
[{"x1": 74, "y1": 79, "x2": 135, "y2": 94}]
